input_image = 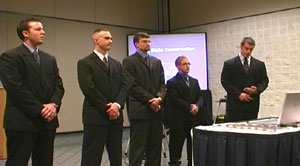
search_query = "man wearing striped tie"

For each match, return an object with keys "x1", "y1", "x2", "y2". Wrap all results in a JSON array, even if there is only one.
[
  {"x1": 0, "y1": 17, "x2": 64, "y2": 166},
  {"x1": 166, "y1": 56, "x2": 204, "y2": 166}
]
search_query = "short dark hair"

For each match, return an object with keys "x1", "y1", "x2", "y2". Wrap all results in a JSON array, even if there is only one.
[
  {"x1": 241, "y1": 37, "x2": 255, "y2": 46},
  {"x1": 93, "y1": 29, "x2": 109, "y2": 34},
  {"x1": 133, "y1": 32, "x2": 150, "y2": 44},
  {"x1": 17, "y1": 17, "x2": 41, "y2": 41},
  {"x1": 175, "y1": 56, "x2": 188, "y2": 67}
]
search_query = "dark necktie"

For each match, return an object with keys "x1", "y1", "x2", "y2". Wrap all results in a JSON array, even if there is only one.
[
  {"x1": 145, "y1": 56, "x2": 150, "y2": 67},
  {"x1": 243, "y1": 57, "x2": 249, "y2": 72},
  {"x1": 184, "y1": 77, "x2": 189, "y2": 87},
  {"x1": 103, "y1": 57, "x2": 108, "y2": 68},
  {"x1": 33, "y1": 50, "x2": 40, "y2": 66}
]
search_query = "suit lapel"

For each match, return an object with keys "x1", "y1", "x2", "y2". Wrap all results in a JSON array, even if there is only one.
[
  {"x1": 21, "y1": 45, "x2": 40, "y2": 74},
  {"x1": 247, "y1": 57, "x2": 257, "y2": 75},
  {"x1": 188, "y1": 77, "x2": 195, "y2": 98},
  {"x1": 108, "y1": 58, "x2": 115, "y2": 77},
  {"x1": 136, "y1": 53, "x2": 149, "y2": 69},
  {"x1": 176, "y1": 74, "x2": 189, "y2": 90},
  {"x1": 39, "y1": 52, "x2": 49, "y2": 92},
  {"x1": 235, "y1": 55, "x2": 248, "y2": 75},
  {"x1": 91, "y1": 53, "x2": 109, "y2": 74}
]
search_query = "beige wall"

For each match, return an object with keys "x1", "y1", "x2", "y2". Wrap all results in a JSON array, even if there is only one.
[
  {"x1": 2, "y1": 0, "x2": 300, "y2": 132},
  {"x1": 170, "y1": 0, "x2": 300, "y2": 31},
  {"x1": 0, "y1": 0, "x2": 162, "y2": 132},
  {"x1": 174, "y1": 8, "x2": 300, "y2": 118}
]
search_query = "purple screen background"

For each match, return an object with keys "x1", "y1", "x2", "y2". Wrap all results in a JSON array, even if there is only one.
[{"x1": 128, "y1": 33, "x2": 208, "y2": 90}]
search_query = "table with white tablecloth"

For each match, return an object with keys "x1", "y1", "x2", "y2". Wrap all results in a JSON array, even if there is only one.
[{"x1": 193, "y1": 118, "x2": 300, "y2": 166}]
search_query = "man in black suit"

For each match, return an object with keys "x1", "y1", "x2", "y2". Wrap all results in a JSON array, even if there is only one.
[
  {"x1": 77, "y1": 29, "x2": 127, "y2": 166},
  {"x1": 221, "y1": 37, "x2": 269, "y2": 122},
  {"x1": 166, "y1": 56, "x2": 203, "y2": 166},
  {"x1": 122, "y1": 32, "x2": 166, "y2": 166},
  {"x1": 0, "y1": 18, "x2": 64, "y2": 166}
]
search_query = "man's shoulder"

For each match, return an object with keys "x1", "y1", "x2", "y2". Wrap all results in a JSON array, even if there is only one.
[
  {"x1": 39, "y1": 50, "x2": 54, "y2": 58},
  {"x1": 2, "y1": 45, "x2": 27, "y2": 55},
  {"x1": 251, "y1": 56, "x2": 264, "y2": 64},
  {"x1": 189, "y1": 75, "x2": 198, "y2": 82},
  {"x1": 78, "y1": 53, "x2": 95, "y2": 62},
  {"x1": 167, "y1": 74, "x2": 180, "y2": 84},
  {"x1": 108, "y1": 56, "x2": 121, "y2": 64},
  {"x1": 224, "y1": 56, "x2": 239, "y2": 63},
  {"x1": 149, "y1": 55, "x2": 160, "y2": 61},
  {"x1": 123, "y1": 53, "x2": 140, "y2": 63}
]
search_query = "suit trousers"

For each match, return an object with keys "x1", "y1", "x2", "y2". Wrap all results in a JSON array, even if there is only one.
[
  {"x1": 5, "y1": 129, "x2": 56, "y2": 166},
  {"x1": 169, "y1": 121, "x2": 194, "y2": 166},
  {"x1": 129, "y1": 119, "x2": 163, "y2": 166},
  {"x1": 81, "y1": 123, "x2": 123, "y2": 166}
]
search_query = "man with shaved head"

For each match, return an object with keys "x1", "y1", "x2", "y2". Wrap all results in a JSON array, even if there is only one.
[{"x1": 77, "y1": 29, "x2": 127, "y2": 166}]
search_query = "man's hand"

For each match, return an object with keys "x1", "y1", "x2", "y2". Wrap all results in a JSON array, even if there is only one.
[
  {"x1": 106, "y1": 103, "x2": 120, "y2": 120},
  {"x1": 189, "y1": 104, "x2": 199, "y2": 115},
  {"x1": 239, "y1": 93, "x2": 253, "y2": 102},
  {"x1": 41, "y1": 103, "x2": 57, "y2": 122},
  {"x1": 149, "y1": 97, "x2": 162, "y2": 112},
  {"x1": 243, "y1": 86, "x2": 257, "y2": 95}
]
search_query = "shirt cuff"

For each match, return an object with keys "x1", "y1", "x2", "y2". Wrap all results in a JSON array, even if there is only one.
[{"x1": 113, "y1": 102, "x2": 121, "y2": 109}]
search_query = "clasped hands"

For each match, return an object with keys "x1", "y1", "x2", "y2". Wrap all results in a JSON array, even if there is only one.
[
  {"x1": 189, "y1": 104, "x2": 199, "y2": 115},
  {"x1": 106, "y1": 103, "x2": 120, "y2": 120},
  {"x1": 239, "y1": 86, "x2": 257, "y2": 102},
  {"x1": 40, "y1": 103, "x2": 57, "y2": 122},
  {"x1": 149, "y1": 97, "x2": 162, "y2": 112}
]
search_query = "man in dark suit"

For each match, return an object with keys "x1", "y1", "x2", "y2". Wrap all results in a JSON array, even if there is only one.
[
  {"x1": 122, "y1": 32, "x2": 166, "y2": 166},
  {"x1": 221, "y1": 37, "x2": 269, "y2": 122},
  {"x1": 77, "y1": 29, "x2": 127, "y2": 166},
  {"x1": 166, "y1": 56, "x2": 203, "y2": 166},
  {"x1": 0, "y1": 18, "x2": 64, "y2": 166}
]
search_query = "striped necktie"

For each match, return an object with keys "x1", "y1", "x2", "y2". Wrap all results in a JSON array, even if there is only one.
[
  {"x1": 184, "y1": 77, "x2": 189, "y2": 87},
  {"x1": 33, "y1": 50, "x2": 40, "y2": 65}
]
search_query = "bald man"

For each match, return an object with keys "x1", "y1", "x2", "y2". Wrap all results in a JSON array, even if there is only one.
[{"x1": 77, "y1": 29, "x2": 127, "y2": 166}]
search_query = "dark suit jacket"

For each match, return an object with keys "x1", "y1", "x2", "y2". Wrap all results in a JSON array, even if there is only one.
[
  {"x1": 77, "y1": 53, "x2": 127, "y2": 125},
  {"x1": 166, "y1": 73, "x2": 204, "y2": 123},
  {"x1": 122, "y1": 52, "x2": 166, "y2": 120},
  {"x1": 0, "y1": 44, "x2": 64, "y2": 132},
  {"x1": 221, "y1": 55, "x2": 269, "y2": 114}
]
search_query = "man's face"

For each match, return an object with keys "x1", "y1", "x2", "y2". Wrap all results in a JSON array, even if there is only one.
[
  {"x1": 178, "y1": 58, "x2": 190, "y2": 74},
  {"x1": 23, "y1": 21, "x2": 45, "y2": 46},
  {"x1": 240, "y1": 42, "x2": 255, "y2": 58},
  {"x1": 96, "y1": 31, "x2": 113, "y2": 52},
  {"x1": 135, "y1": 37, "x2": 151, "y2": 53}
]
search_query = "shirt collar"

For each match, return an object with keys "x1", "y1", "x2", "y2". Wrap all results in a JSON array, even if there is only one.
[
  {"x1": 23, "y1": 42, "x2": 38, "y2": 53},
  {"x1": 137, "y1": 51, "x2": 148, "y2": 59},
  {"x1": 178, "y1": 72, "x2": 189, "y2": 79},
  {"x1": 239, "y1": 53, "x2": 251, "y2": 63},
  {"x1": 94, "y1": 50, "x2": 108, "y2": 61}
]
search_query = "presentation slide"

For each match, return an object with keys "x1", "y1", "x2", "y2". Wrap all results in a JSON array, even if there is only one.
[{"x1": 127, "y1": 33, "x2": 208, "y2": 90}]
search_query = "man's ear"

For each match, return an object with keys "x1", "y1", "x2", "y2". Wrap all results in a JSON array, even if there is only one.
[
  {"x1": 22, "y1": 30, "x2": 29, "y2": 38},
  {"x1": 134, "y1": 42, "x2": 138, "y2": 48}
]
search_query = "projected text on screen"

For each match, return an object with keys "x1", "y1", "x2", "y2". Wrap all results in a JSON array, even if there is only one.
[{"x1": 127, "y1": 33, "x2": 208, "y2": 90}]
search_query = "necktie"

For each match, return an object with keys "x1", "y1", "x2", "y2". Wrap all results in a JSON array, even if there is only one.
[
  {"x1": 33, "y1": 50, "x2": 40, "y2": 65},
  {"x1": 145, "y1": 56, "x2": 150, "y2": 66},
  {"x1": 243, "y1": 57, "x2": 249, "y2": 72},
  {"x1": 184, "y1": 77, "x2": 189, "y2": 87},
  {"x1": 103, "y1": 57, "x2": 108, "y2": 68}
]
